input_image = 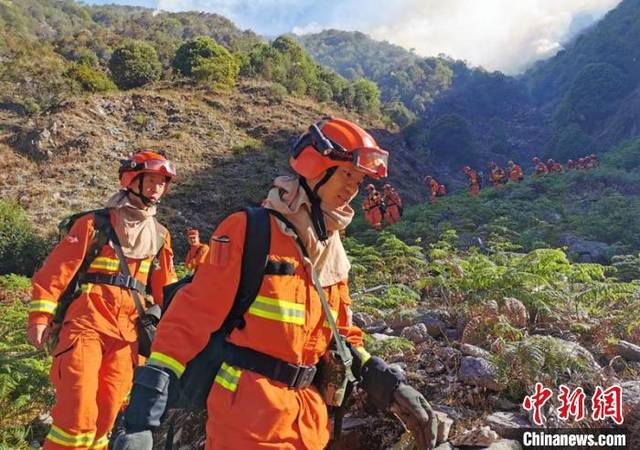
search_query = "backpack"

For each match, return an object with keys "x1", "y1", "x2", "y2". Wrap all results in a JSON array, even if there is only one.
[
  {"x1": 161, "y1": 206, "x2": 271, "y2": 410},
  {"x1": 52, "y1": 208, "x2": 112, "y2": 325}
]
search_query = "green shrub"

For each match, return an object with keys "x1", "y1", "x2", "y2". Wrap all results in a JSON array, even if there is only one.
[
  {"x1": 173, "y1": 37, "x2": 237, "y2": 81},
  {"x1": 108, "y1": 40, "x2": 161, "y2": 89},
  {"x1": 0, "y1": 201, "x2": 47, "y2": 276},
  {"x1": 190, "y1": 53, "x2": 239, "y2": 90},
  {"x1": 66, "y1": 63, "x2": 116, "y2": 93}
]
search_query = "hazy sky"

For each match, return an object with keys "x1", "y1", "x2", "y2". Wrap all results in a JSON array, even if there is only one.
[{"x1": 83, "y1": 0, "x2": 622, "y2": 74}]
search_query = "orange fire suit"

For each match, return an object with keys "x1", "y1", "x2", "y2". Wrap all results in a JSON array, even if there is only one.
[
  {"x1": 465, "y1": 170, "x2": 480, "y2": 196},
  {"x1": 534, "y1": 162, "x2": 549, "y2": 176},
  {"x1": 185, "y1": 243, "x2": 209, "y2": 271},
  {"x1": 489, "y1": 167, "x2": 506, "y2": 187},
  {"x1": 508, "y1": 164, "x2": 524, "y2": 182},
  {"x1": 147, "y1": 212, "x2": 369, "y2": 450},
  {"x1": 383, "y1": 190, "x2": 402, "y2": 225},
  {"x1": 548, "y1": 163, "x2": 564, "y2": 174},
  {"x1": 28, "y1": 211, "x2": 177, "y2": 450},
  {"x1": 363, "y1": 192, "x2": 383, "y2": 230},
  {"x1": 426, "y1": 179, "x2": 440, "y2": 204}
]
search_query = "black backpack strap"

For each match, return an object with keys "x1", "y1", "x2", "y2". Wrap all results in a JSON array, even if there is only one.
[
  {"x1": 221, "y1": 206, "x2": 271, "y2": 333},
  {"x1": 52, "y1": 208, "x2": 111, "y2": 324}
]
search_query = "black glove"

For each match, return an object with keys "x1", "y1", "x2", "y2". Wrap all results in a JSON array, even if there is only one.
[
  {"x1": 389, "y1": 383, "x2": 438, "y2": 450},
  {"x1": 360, "y1": 356, "x2": 405, "y2": 410},
  {"x1": 124, "y1": 365, "x2": 173, "y2": 432}
]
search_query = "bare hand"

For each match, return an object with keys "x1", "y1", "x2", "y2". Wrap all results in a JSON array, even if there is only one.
[{"x1": 27, "y1": 323, "x2": 50, "y2": 349}]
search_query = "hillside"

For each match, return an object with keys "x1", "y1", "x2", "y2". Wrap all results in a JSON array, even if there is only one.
[
  {"x1": 524, "y1": 0, "x2": 640, "y2": 159},
  {"x1": 0, "y1": 78, "x2": 437, "y2": 261},
  {"x1": 299, "y1": 30, "x2": 548, "y2": 170},
  {"x1": 301, "y1": 0, "x2": 640, "y2": 167}
]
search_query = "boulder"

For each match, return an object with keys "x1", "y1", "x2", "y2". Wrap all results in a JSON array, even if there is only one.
[
  {"x1": 460, "y1": 343, "x2": 491, "y2": 359},
  {"x1": 452, "y1": 426, "x2": 500, "y2": 447},
  {"x1": 559, "y1": 234, "x2": 612, "y2": 264},
  {"x1": 420, "y1": 313, "x2": 448, "y2": 337},
  {"x1": 485, "y1": 412, "x2": 530, "y2": 439},
  {"x1": 621, "y1": 380, "x2": 640, "y2": 429},
  {"x1": 487, "y1": 440, "x2": 523, "y2": 450},
  {"x1": 401, "y1": 323, "x2": 433, "y2": 344},
  {"x1": 610, "y1": 340, "x2": 640, "y2": 362},
  {"x1": 458, "y1": 356, "x2": 503, "y2": 391}
]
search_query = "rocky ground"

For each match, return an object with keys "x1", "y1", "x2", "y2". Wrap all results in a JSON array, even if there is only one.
[{"x1": 140, "y1": 291, "x2": 640, "y2": 450}]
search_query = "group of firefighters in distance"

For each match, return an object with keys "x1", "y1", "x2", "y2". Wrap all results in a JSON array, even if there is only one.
[{"x1": 362, "y1": 153, "x2": 600, "y2": 229}]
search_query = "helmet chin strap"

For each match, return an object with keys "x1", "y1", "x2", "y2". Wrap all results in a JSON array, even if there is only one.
[
  {"x1": 299, "y1": 167, "x2": 337, "y2": 243},
  {"x1": 127, "y1": 174, "x2": 158, "y2": 207}
]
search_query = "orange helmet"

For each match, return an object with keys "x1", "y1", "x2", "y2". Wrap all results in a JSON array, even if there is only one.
[
  {"x1": 290, "y1": 118, "x2": 389, "y2": 180},
  {"x1": 119, "y1": 150, "x2": 176, "y2": 190}
]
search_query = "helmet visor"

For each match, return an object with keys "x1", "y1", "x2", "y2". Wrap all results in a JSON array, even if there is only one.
[{"x1": 354, "y1": 147, "x2": 389, "y2": 178}]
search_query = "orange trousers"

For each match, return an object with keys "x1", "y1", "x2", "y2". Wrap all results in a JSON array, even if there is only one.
[
  {"x1": 44, "y1": 327, "x2": 136, "y2": 450},
  {"x1": 366, "y1": 207, "x2": 383, "y2": 230},
  {"x1": 384, "y1": 205, "x2": 400, "y2": 225}
]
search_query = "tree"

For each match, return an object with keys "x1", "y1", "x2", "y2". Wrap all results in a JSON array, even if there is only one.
[
  {"x1": 108, "y1": 41, "x2": 161, "y2": 89},
  {"x1": 352, "y1": 78, "x2": 380, "y2": 114},
  {"x1": 383, "y1": 101, "x2": 416, "y2": 128}
]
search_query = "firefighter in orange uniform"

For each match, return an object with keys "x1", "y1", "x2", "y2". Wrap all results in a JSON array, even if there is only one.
[
  {"x1": 382, "y1": 183, "x2": 402, "y2": 225},
  {"x1": 116, "y1": 118, "x2": 438, "y2": 450},
  {"x1": 547, "y1": 159, "x2": 564, "y2": 174},
  {"x1": 363, "y1": 184, "x2": 384, "y2": 230},
  {"x1": 488, "y1": 162, "x2": 506, "y2": 187},
  {"x1": 463, "y1": 166, "x2": 481, "y2": 196},
  {"x1": 507, "y1": 160, "x2": 524, "y2": 182},
  {"x1": 533, "y1": 157, "x2": 549, "y2": 176},
  {"x1": 184, "y1": 229, "x2": 209, "y2": 271},
  {"x1": 424, "y1": 175, "x2": 440, "y2": 204},
  {"x1": 27, "y1": 151, "x2": 178, "y2": 450}
]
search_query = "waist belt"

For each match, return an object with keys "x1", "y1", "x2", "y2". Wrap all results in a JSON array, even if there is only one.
[
  {"x1": 223, "y1": 342, "x2": 317, "y2": 389},
  {"x1": 79, "y1": 272, "x2": 146, "y2": 293}
]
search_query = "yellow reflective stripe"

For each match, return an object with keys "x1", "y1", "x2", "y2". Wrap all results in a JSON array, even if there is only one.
[
  {"x1": 323, "y1": 309, "x2": 339, "y2": 328},
  {"x1": 80, "y1": 283, "x2": 93, "y2": 294},
  {"x1": 138, "y1": 260, "x2": 152, "y2": 275},
  {"x1": 29, "y1": 299, "x2": 57, "y2": 314},
  {"x1": 90, "y1": 435, "x2": 109, "y2": 449},
  {"x1": 148, "y1": 352, "x2": 185, "y2": 378},
  {"x1": 355, "y1": 346, "x2": 372, "y2": 364},
  {"x1": 248, "y1": 295, "x2": 305, "y2": 325},
  {"x1": 46, "y1": 425, "x2": 95, "y2": 447},
  {"x1": 89, "y1": 257, "x2": 120, "y2": 272},
  {"x1": 214, "y1": 362, "x2": 242, "y2": 392}
]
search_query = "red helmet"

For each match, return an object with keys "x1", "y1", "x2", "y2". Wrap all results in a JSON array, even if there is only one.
[
  {"x1": 290, "y1": 118, "x2": 389, "y2": 180},
  {"x1": 119, "y1": 150, "x2": 176, "y2": 191}
]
